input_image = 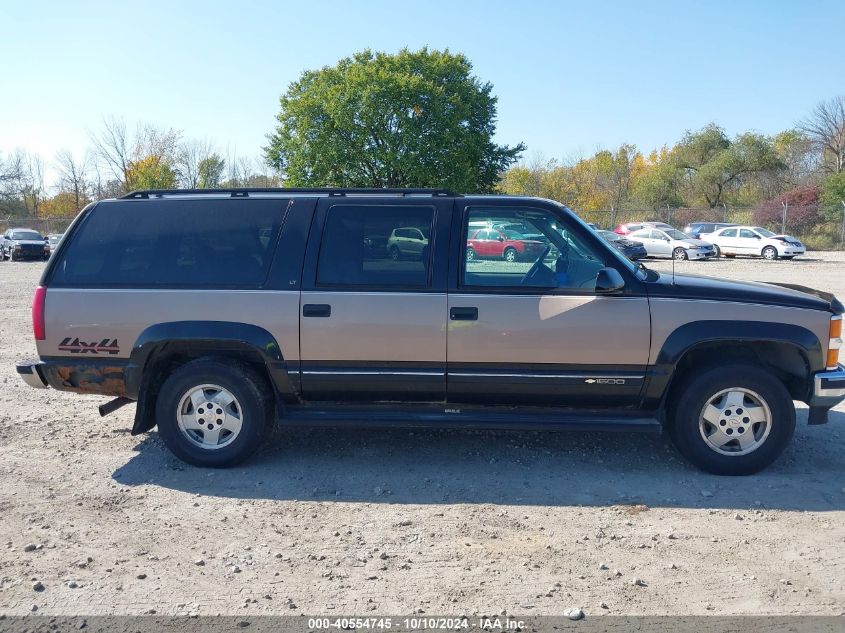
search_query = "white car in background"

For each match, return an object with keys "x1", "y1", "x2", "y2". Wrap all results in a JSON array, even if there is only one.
[
  {"x1": 707, "y1": 226, "x2": 806, "y2": 260},
  {"x1": 628, "y1": 227, "x2": 716, "y2": 260}
]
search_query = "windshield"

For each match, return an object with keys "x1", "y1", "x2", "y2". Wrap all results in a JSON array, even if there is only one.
[
  {"x1": 664, "y1": 229, "x2": 688, "y2": 240},
  {"x1": 754, "y1": 227, "x2": 775, "y2": 237},
  {"x1": 10, "y1": 230, "x2": 43, "y2": 241}
]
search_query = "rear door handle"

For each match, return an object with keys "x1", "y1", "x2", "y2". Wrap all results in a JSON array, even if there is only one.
[
  {"x1": 302, "y1": 304, "x2": 331, "y2": 318},
  {"x1": 450, "y1": 307, "x2": 478, "y2": 321}
]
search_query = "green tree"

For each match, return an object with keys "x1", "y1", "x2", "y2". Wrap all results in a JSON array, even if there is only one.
[
  {"x1": 265, "y1": 48, "x2": 524, "y2": 192},
  {"x1": 820, "y1": 172, "x2": 845, "y2": 241},
  {"x1": 197, "y1": 154, "x2": 225, "y2": 189},
  {"x1": 672, "y1": 124, "x2": 784, "y2": 207},
  {"x1": 631, "y1": 148, "x2": 683, "y2": 210}
]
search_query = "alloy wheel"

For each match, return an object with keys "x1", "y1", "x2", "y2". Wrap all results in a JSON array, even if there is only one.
[
  {"x1": 698, "y1": 387, "x2": 772, "y2": 456},
  {"x1": 176, "y1": 383, "x2": 243, "y2": 450}
]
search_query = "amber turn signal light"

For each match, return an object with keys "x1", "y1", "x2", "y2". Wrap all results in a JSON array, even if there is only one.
[{"x1": 828, "y1": 316, "x2": 842, "y2": 370}]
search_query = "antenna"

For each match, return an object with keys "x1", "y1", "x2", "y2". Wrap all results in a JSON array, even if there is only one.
[
  {"x1": 671, "y1": 248, "x2": 676, "y2": 286},
  {"x1": 672, "y1": 255, "x2": 675, "y2": 286}
]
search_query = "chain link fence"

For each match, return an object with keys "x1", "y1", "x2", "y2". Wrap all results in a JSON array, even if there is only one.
[
  {"x1": 0, "y1": 217, "x2": 76, "y2": 235},
  {"x1": 3, "y1": 207, "x2": 843, "y2": 250}
]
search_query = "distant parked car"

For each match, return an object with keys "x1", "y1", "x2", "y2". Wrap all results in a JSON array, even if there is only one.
[
  {"x1": 597, "y1": 230, "x2": 647, "y2": 261},
  {"x1": 707, "y1": 226, "x2": 806, "y2": 260},
  {"x1": 628, "y1": 227, "x2": 715, "y2": 260},
  {"x1": 47, "y1": 233, "x2": 64, "y2": 250},
  {"x1": 387, "y1": 227, "x2": 429, "y2": 260},
  {"x1": 614, "y1": 221, "x2": 673, "y2": 236},
  {"x1": 683, "y1": 221, "x2": 738, "y2": 239},
  {"x1": 492, "y1": 221, "x2": 545, "y2": 241},
  {"x1": 466, "y1": 227, "x2": 547, "y2": 262},
  {"x1": 1, "y1": 228, "x2": 50, "y2": 261}
]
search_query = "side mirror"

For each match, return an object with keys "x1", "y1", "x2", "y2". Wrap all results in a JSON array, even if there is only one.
[{"x1": 595, "y1": 267, "x2": 625, "y2": 294}]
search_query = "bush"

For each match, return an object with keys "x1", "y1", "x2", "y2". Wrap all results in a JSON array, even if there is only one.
[{"x1": 753, "y1": 186, "x2": 822, "y2": 235}]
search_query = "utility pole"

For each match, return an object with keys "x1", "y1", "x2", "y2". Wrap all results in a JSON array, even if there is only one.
[
  {"x1": 841, "y1": 200, "x2": 845, "y2": 244},
  {"x1": 781, "y1": 200, "x2": 788, "y2": 235},
  {"x1": 722, "y1": 202, "x2": 728, "y2": 223}
]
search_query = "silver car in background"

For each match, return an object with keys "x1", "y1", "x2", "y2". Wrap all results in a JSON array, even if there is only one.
[{"x1": 628, "y1": 227, "x2": 715, "y2": 260}]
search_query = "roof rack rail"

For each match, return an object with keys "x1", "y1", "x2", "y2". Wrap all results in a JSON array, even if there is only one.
[{"x1": 120, "y1": 187, "x2": 461, "y2": 199}]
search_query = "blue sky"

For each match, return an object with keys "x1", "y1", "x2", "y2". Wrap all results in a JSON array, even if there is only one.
[{"x1": 1, "y1": 0, "x2": 843, "y2": 179}]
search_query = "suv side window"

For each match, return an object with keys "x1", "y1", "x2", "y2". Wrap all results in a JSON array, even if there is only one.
[
  {"x1": 317, "y1": 205, "x2": 434, "y2": 288},
  {"x1": 463, "y1": 207, "x2": 605, "y2": 290},
  {"x1": 50, "y1": 199, "x2": 284, "y2": 288}
]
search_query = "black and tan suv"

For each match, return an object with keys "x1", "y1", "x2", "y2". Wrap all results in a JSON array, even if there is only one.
[{"x1": 16, "y1": 188, "x2": 845, "y2": 474}]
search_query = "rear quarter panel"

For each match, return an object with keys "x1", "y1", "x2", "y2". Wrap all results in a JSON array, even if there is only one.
[{"x1": 38, "y1": 289, "x2": 301, "y2": 362}]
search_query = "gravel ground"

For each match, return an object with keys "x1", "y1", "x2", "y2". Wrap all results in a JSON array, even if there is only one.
[{"x1": 0, "y1": 254, "x2": 844, "y2": 617}]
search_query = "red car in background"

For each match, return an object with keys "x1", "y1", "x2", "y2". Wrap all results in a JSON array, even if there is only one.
[
  {"x1": 466, "y1": 227, "x2": 547, "y2": 262},
  {"x1": 614, "y1": 221, "x2": 672, "y2": 236}
]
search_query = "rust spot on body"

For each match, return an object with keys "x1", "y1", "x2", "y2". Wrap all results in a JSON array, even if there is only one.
[{"x1": 49, "y1": 365, "x2": 127, "y2": 397}]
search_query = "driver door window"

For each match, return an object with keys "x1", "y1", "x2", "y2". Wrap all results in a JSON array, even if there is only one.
[{"x1": 462, "y1": 207, "x2": 605, "y2": 291}]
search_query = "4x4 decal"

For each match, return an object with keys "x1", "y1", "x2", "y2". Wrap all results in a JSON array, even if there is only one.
[{"x1": 58, "y1": 337, "x2": 120, "y2": 355}]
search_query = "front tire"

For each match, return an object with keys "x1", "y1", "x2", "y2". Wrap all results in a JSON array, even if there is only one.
[
  {"x1": 672, "y1": 247, "x2": 688, "y2": 261},
  {"x1": 762, "y1": 246, "x2": 778, "y2": 260},
  {"x1": 465, "y1": 247, "x2": 476, "y2": 262},
  {"x1": 155, "y1": 358, "x2": 273, "y2": 467},
  {"x1": 389, "y1": 245, "x2": 401, "y2": 261},
  {"x1": 668, "y1": 364, "x2": 795, "y2": 475},
  {"x1": 712, "y1": 245, "x2": 721, "y2": 257}
]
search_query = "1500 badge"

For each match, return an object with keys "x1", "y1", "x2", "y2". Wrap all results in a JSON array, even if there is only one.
[{"x1": 58, "y1": 337, "x2": 120, "y2": 355}]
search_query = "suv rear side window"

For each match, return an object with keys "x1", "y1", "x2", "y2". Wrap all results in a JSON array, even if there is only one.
[
  {"x1": 317, "y1": 205, "x2": 434, "y2": 288},
  {"x1": 50, "y1": 199, "x2": 286, "y2": 287}
]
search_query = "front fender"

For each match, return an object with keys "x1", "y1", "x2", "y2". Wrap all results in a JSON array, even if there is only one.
[{"x1": 643, "y1": 320, "x2": 823, "y2": 407}]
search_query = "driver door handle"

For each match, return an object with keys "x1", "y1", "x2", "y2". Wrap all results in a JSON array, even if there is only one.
[{"x1": 450, "y1": 307, "x2": 478, "y2": 321}]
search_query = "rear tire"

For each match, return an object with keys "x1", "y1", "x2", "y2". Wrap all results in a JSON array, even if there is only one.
[
  {"x1": 503, "y1": 247, "x2": 518, "y2": 263},
  {"x1": 155, "y1": 358, "x2": 273, "y2": 467},
  {"x1": 668, "y1": 364, "x2": 795, "y2": 475}
]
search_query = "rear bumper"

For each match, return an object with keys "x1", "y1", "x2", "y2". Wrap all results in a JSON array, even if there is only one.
[{"x1": 16, "y1": 362, "x2": 48, "y2": 389}]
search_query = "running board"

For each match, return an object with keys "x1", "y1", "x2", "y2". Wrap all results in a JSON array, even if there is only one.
[{"x1": 281, "y1": 405, "x2": 662, "y2": 433}]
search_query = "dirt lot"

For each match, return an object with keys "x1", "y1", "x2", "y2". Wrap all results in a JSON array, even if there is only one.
[{"x1": 1, "y1": 254, "x2": 844, "y2": 618}]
